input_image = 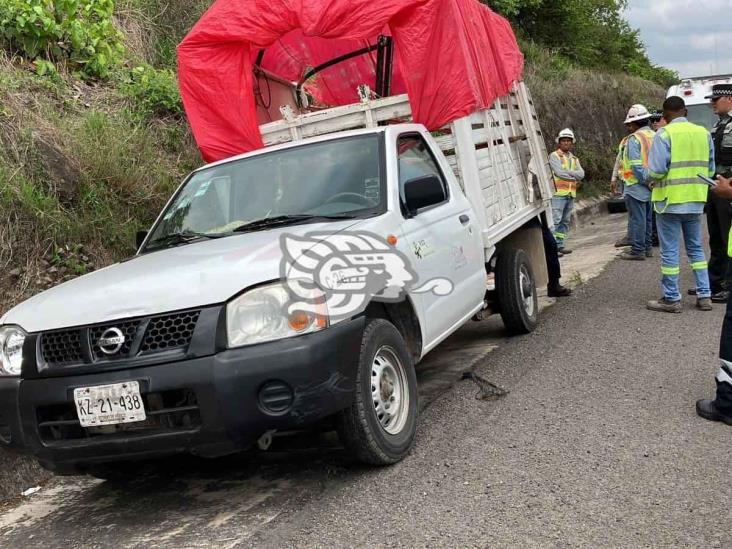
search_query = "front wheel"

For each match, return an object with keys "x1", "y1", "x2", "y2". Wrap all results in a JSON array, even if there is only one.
[
  {"x1": 336, "y1": 319, "x2": 418, "y2": 465},
  {"x1": 496, "y1": 247, "x2": 538, "y2": 335}
]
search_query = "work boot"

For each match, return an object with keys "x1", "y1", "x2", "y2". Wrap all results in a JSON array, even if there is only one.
[
  {"x1": 558, "y1": 248, "x2": 573, "y2": 255},
  {"x1": 645, "y1": 250, "x2": 653, "y2": 258},
  {"x1": 695, "y1": 399, "x2": 732, "y2": 426},
  {"x1": 547, "y1": 283, "x2": 572, "y2": 297},
  {"x1": 614, "y1": 237, "x2": 631, "y2": 248},
  {"x1": 711, "y1": 290, "x2": 729, "y2": 303},
  {"x1": 646, "y1": 297, "x2": 682, "y2": 313},
  {"x1": 697, "y1": 297, "x2": 713, "y2": 311},
  {"x1": 618, "y1": 251, "x2": 645, "y2": 261}
]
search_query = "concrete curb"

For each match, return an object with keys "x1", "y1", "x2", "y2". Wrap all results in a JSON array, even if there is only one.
[{"x1": 572, "y1": 195, "x2": 615, "y2": 227}]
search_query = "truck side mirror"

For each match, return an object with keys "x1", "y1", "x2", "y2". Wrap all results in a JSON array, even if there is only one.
[
  {"x1": 403, "y1": 175, "x2": 447, "y2": 217},
  {"x1": 136, "y1": 230, "x2": 148, "y2": 250}
]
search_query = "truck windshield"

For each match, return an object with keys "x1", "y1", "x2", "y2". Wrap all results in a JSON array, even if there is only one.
[
  {"x1": 145, "y1": 135, "x2": 384, "y2": 251},
  {"x1": 686, "y1": 104, "x2": 717, "y2": 130}
]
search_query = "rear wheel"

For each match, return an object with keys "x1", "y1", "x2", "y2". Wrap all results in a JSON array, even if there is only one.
[
  {"x1": 336, "y1": 319, "x2": 418, "y2": 465},
  {"x1": 496, "y1": 247, "x2": 538, "y2": 335}
]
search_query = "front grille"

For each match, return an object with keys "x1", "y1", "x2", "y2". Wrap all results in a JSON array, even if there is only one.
[
  {"x1": 90, "y1": 321, "x2": 140, "y2": 360},
  {"x1": 40, "y1": 330, "x2": 84, "y2": 365},
  {"x1": 37, "y1": 389, "x2": 200, "y2": 443},
  {"x1": 140, "y1": 311, "x2": 200, "y2": 353},
  {"x1": 38, "y1": 308, "x2": 202, "y2": 369}
]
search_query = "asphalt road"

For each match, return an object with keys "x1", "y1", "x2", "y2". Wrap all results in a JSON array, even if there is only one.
[{"x1": 2, "y1": 213, "x2": 730, "y2": 548}]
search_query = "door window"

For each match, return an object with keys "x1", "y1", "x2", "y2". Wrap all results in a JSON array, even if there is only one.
[{"x1": 397, "y1": 135, "x2": 449, "y2": 210}]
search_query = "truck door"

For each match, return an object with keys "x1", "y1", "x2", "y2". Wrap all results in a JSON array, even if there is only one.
[{"x1": 395, "y1": 133, "x2": 486, "y2": 348}]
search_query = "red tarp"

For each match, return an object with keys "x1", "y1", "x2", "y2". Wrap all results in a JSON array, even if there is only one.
[{"x1": 178, "y1": 0, "x2": 523, "y2": 163}]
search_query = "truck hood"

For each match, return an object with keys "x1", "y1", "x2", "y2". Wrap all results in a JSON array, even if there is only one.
[{"x1": 2, "y1": 220, "x2": 360, "y2": 332}]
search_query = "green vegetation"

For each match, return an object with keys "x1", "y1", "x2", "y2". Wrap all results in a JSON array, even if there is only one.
[
  {"x1": 0, "y1": 58, "x2": 198, "y2": 308},
  {"x1": 120, "y1": 64, "x2": 182, "y2": 118},
  {"x1": 489, "y1": 0, "x2": 677, "y2": 87},
  {"x1": 0, "y1": 0, "x2": 125, "y2": 77}
]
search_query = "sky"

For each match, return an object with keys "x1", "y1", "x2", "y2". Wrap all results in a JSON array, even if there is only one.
[{"x1": 625, "y1": 0, "x2": 732, "y2": 78}]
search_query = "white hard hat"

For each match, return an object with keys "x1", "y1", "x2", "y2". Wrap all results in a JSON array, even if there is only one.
[
  {"x1": 556, "y1": 128, "x2": 575, "y2": 143},
  {"x1": 624, "y1": 104, "x2": 650, "y2": 124}
]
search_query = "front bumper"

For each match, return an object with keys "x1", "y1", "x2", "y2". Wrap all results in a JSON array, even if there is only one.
[{"x1": 0, "y1": 317, "x2": 364, "y2": 470}]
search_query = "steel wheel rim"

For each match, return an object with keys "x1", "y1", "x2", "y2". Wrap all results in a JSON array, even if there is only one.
[
  {"x1": 371, "y1": 345, "x2": 409, "y2": 435},
  {"x1": 519, "y1": 265, "x2": 535, "y2": 317}
]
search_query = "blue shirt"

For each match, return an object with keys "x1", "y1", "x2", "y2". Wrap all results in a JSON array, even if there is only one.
[
  {"x1": 624, "y1": 133, "x2": 652, "y2": 202},
  {"x1": 647, "y1": 117, "x2": 715, "y2": 214}
]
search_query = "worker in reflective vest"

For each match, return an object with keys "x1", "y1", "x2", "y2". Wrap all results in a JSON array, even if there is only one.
[
  {"x1": 697, "y1": 173, "x2": 732, "y2": 425},
  {"x1": 549, "y1": 128, "x2": 585, "y2": 255},
  {"x1": 646, "y1": 96, "x2": 715, "y2": 313},
  {"x1": 617, "y1": 104, "x2": 656, "y2": 261}
]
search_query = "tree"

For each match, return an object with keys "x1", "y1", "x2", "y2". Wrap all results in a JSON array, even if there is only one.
[{"x1": 486, "y1": 0, "x2": 678, "y2": 87}]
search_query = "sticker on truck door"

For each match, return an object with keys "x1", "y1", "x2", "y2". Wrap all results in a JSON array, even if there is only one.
[{"x1": 412, "y1": 239, "x2": 435, "y2": 259}]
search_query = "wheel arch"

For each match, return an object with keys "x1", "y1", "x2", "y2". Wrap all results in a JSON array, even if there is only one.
[
  {"x1": 363, "y1": 297, "x2": 423, "y2": 363},
  {"x1": 495, "y1": 216, "x2": 548, "y2": 289}
]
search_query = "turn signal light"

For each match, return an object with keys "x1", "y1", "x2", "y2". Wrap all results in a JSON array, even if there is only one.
[
  {"x1": 287, "y1": 311, "x2": 327, "y2": 332},
  {"x1": 288, "y1": 312, "x2": 311, "y2": 332}
]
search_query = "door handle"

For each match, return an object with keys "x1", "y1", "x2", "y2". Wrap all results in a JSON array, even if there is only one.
[{"x1": 459, "y1": 214, "x2": 470, "y2": 225}]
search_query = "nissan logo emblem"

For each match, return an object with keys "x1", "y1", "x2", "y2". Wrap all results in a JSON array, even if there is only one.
[{"x1": 98, "y1": 327, "x2": 125, "y2": 355}]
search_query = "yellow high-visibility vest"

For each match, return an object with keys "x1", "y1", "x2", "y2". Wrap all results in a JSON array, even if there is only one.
[{"x1": 651, "y1": 121, "x2": 711, "y2": 205}]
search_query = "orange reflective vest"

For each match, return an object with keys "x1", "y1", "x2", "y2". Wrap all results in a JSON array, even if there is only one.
[
  {"x1": 621, "y1": 127, "x2": 655, "y2": 185},
  {"x1": 551, "y1": 150, "x2": 580, "y2": 197}
]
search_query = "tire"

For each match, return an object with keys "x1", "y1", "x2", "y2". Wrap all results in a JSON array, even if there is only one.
[
  {"x1": 336, "y1": 319, "x2": 418, "y2": 465},
  {"x1": 496, "y1": 247, "x2": 538, "y2": 335}
]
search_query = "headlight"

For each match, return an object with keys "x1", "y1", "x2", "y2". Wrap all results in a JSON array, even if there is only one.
[
  {"x1": 226, "y1": 282, "x2": 328, "y2": 348},
  {"x1": 0, "y1": 325, "x2": 26, "y2": 376}
]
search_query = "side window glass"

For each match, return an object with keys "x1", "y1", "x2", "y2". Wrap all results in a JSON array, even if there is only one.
[{"x1": 397, "y1": 135, "x2": 448, "y2": 208}]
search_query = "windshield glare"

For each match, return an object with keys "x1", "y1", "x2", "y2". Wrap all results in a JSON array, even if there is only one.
[
  {"x1": 147, "y1": 135, "x2": 383, "y2": 246},
  {"x1": 686, "y1": 104, "x2": 717, "y2": 130}
]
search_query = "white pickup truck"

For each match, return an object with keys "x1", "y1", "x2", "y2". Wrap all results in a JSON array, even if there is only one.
[{"x1": 0, "y1": 82, "x2": 555, "y2": 476}]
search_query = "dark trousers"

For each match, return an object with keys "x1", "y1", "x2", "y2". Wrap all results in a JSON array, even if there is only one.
[
  {"x1": 716, "y1": 296, "x2": 732, "y2": 413},
  {"x1": 541, "y1": 223, "x2": 561, "y2": 285},
  {"x1": 706, "y1": 192, "x2": 732, "y2": 293}
]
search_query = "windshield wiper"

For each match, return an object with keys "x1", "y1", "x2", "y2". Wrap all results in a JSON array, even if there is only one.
[
  {"x1": 230, "y1": 214, "x2": 357, "y2": 234},
  {"x1": 145, "y1": 230, "x2": 225, "y2": 250}
]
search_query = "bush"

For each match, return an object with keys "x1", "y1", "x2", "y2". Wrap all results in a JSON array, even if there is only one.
[
  {"x1": 0, "y1": 0, "x2": 125, "y2": 78},
  {"x1": 121, "y1": 64, "x2": 182, "y2": 118}
]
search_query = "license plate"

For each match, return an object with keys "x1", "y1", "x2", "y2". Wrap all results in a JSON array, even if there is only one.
[{"x1": 74, "y1": 381, "x2": 146, "y2": 427}]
